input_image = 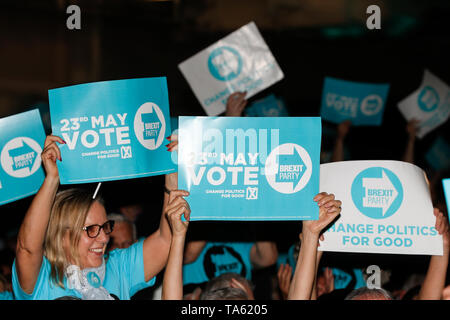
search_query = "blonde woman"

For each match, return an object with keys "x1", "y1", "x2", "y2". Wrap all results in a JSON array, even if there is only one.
[{"x1": 12, "y1": 135, "x2": 190, "y2": 300}]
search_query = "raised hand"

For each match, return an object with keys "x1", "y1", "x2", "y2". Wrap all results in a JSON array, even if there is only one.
[
  {"x1": 277, "y1": 263, "x2": 293, "y2": 300},
  {"x1": 303, "y1": 192, "x2": 342, "y2": 236},
  {"x1": 406, "y1": 119, "x2": 420, "y2": 139},
  {"x1": 41, "y1": 135, "x2": 65, "y2": 179},
  {"x1": 165, "y1": 190, "x2": 190, "y2": 237},
  {"x1": 225, "y1": 91, "x2": 247, "y2": 117},
  {"x1": 166, "y1": 134, "x2": 178, "y2": 152},
  {"x1": 337, "y1": 120, "x2": 352, "y2": 140},
  {"x1": 434, "y1": 208, "x2": 450, "y2": 250}
]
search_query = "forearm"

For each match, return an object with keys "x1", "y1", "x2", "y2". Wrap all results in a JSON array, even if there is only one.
[
  {"x1": 159, "y1": 173, "x2": 178, "y2": 243},
  {"x1": 252, "y1": 241, "x2": 278, "y2": 268},
  {"x1": 310, "y1": 250, "x2": 323, "y2": 300},
  {"x1": 418, "y1": 248, "x2": 449, "y2": 300},
  {"x1": 162, "y1": 235, "x2": 186, "y2": 300},
  {"x1": 402, "y1": 138, "x2": 415, "y2": 164},
  {"x1": 17, "y1": 176, "x2": 59, "y2": 255},
  {"x1": 288, "y1": 232, "x2": 319, "y2": 300},
  {"x1": 331, "y1": 138, "x2": 344, "y2": 162}
]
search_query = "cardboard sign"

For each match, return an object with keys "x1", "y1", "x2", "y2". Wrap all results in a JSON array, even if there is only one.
[
  {"x1": 178, "y1": 116, "x2": 321, "y2": 221},
  {"x1": 320, "y1": 77, "x2": 390, "y2": 126},
  {"x1": 398, "y1": 70, "x2": 450, "y2": 138},
  {"x1": 318, "y1": 160, "x2": 442, "y2": 255},
  {"x1": 0, "y1": 109, "x2": 46, "y2": 205},
  {"x1": 178, "y1": 22, "x2": 284, "y2": 116},
  {"x1": 425, "y1": 136, "x2": 450, "y2": 172},
  {"x1": 49, "y1": 77, "x2": 176, "y2": 184},
  {"x1": 245, "y1": 94, "x2": 288, "y2": 117}
]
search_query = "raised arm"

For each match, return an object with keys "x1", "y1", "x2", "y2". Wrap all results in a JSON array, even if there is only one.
[
  {"x1": 142, "y1": 137, "x2": 182, "y2": 282},
  {"x1": 250, "y1": 241, "x2": 278, "y2": 269},
  {"x1": 183, "y1": 240, "x2": 207, "y2": 264},
  {"x1": 225, "y1": 91, "x2": 247, "y2": 117},
  {"x1": 402, "y1": 119, "x2": 419, "y2": 164},
  {"x1": 288, "y1": 192, "x2": 341, "y2": 300},
  {"x1": 331, "y1": 120, "x2": 351, "y2": 162},
  {"x1": 161, "y1": 190, "x2": 191, "y2": 300},
  {"x1": 15, "y1": 135, "x2": 64, "y2": 294},
  {"x1": 418, "y1": 208, "x2": 449, "y2": 300}
]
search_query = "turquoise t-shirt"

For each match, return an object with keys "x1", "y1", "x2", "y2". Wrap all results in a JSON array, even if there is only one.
[
  {"x1": 0, "y1": 291, "x2": 14, "y2": 300},
  {"x1": 12, "y1": 240, "x2": 155, "y2": 300},
  {"x1": 183, "y1": 242, "x2": 254, "y2": 286}
]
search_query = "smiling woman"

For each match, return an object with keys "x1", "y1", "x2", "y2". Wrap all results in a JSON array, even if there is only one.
[{"x1": 12, "y1": 134, "x2": 190, "y2": 300}]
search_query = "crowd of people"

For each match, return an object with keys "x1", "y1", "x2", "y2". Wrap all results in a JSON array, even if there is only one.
[{"x1": 0, "y1": 91, "x2": 449, "y2": 301}]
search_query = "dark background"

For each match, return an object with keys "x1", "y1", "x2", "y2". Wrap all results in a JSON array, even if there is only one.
[{"x1": 0, "y1": 0, "x2": 449, "y2": 289}]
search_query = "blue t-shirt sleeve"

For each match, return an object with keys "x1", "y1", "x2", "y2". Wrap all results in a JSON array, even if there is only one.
[
  {"x1": 105, "y1": 239, "x2": 155, "y2": 299},
  {"x1": 12, "y1": 257, "x2": 58, "y2": 300}
]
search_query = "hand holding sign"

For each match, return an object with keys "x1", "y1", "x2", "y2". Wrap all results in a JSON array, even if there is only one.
[
  {"x1": 41, "y1": 135, "x2": 65, "y2": 180},
  {"x1": 434, "y1": 207, "x2": 450, "y2": 250},
  {"x1": 303, "y1": 192, "x2": 342, "y2": 237},
  {"x1": 225, "y1": 91, "x2": 247, "y2": 117},
  {"x1": 165, "y1": 190, "x2": 191, "y2": 237}
]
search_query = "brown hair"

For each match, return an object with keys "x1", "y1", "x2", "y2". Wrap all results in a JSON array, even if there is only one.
[{"x1": 43, "y1": 188, "x2": 102, "y2": 288}]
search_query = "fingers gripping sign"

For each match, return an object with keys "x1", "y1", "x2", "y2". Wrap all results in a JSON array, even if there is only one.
[
  {"x1": 303, "y1": 192, "x2": 342, "y2": 237},
  {"x1": 165, "y1": 190, "x2": 191, "y2": 236},
  {"x1": 41, "y1": 135, "x2": 66, "y2": 178}
]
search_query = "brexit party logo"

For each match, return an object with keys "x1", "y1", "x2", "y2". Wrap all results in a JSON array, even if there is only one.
[
  {"x1": 326, "y1": 93, "x2": 384, "y2": 117},
  {"x1": 360, "y1": 95, "x2": 384, "y2": 116},
  {"x1": 418, "y1": 86, "x2": 440, "y2": 112},
  {"x1": 208, "y1": 46, "x2": 243, "y2": 82},
  {"x1": 351, "y1": 167, "x2": 403, "y2": 219},
  {"x1": 265, "y1": 143, "x2": 312, "y2": 194},
  {"x1": 203, "y1": 245, "x2": 247, "y2": 280},
  {"x1": 0, "y1": 137, "x2": 42, "y2": 178},
  {"x1": 133, "y1": 102, "x2": 166, "y2": 150}
]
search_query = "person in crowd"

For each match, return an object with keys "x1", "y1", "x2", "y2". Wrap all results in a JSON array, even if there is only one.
[
  {"x1": 182, "y1": 240, "x2": 278, "y2": 298},
  {"x1": 287, "y1": 192, "x2": 342, "y2": 300},
  {"x1": 331, "y1": 120, "x2": 352, "y2": 162},
  {"x1": 0, "y1": 273, "x2": 14, "y2": 300},
  {"x1": 414, "y1": 207, "x2": 449, "y2": 300},
  {"x1": 345, "y1": 287, "x2": 393, "y2": 300},
  {"x1": 106, "y1": 213, "x2": 137, "y2": 252},
  {"x1": 199, "y1": 272, "x2": 255, "y2": 300},
  {"x1": 225, "y1": 91, "x2": 248, "y2": 117},
  {"x1": 12, "y1": 134, "x2": 188, "y2": 300},
  {"x1": 161, "y1": 186, "x2": 191, "y2": 300},
  {"x1": 402, "y1": 119, "x2": 419, "y2": 164}
]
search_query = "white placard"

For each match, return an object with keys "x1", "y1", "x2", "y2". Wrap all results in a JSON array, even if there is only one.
[
  {"x1": 178, "y1": 21, "x2": 284, "y2": 116},
  {"x1": 398, "y1": 70, "x2": 450, "y2": 139},
  {"x1": 318, "y1": 160, "x2": 443, "y2": 255}
]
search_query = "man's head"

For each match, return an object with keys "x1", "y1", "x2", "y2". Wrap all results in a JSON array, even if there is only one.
[
  {"x1": 200, "y1": 272, "x2": 254, "y2": 300},
  {"x1": 345, "y1": 287, "x2": 393, "y2": 300},
  {"x1": 107, "y1": 213, "x2": 137, "y2": 251}
]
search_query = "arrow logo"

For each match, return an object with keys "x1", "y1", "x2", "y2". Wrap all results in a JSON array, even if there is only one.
[
  {"x1": 8, "y1": 140, "x2": 37, "y2": 172},
  {"x1": 362, "y1": 169, "x2": 398, "y2": 216},
  {"x1": 275, "y1": 144, "x2": 306, "y2": 191},
  {"x1": 141, "y1": 105, "x2": 162, "y2": 144}
]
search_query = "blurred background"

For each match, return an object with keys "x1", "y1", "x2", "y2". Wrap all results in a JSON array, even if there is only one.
[{"x1": 0, "y1": 0, "x2": 450, "y2": 297}]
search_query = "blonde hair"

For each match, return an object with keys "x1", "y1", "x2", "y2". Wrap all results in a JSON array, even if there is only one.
[{"x1": 43, "y1": 188, "x2": 102, "y2": 288}]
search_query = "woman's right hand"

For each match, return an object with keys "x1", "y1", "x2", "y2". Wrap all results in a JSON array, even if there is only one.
[{"x1": 41, "y1": 135, "x2": 65, "y2": 179}]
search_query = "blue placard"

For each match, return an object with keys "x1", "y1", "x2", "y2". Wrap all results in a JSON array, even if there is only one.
[
  {"x1": 425, "y1": 137, "x2": 450, "y2": 171},
  {"x1": 320, "y1": 77, "x2": 390, "y2": 126},
  {"x1": 245, "y1": 94, "x2": 289, "y2": 117},
  {"x1": 443, "y1": 179, "x2": 450, "y2": 215},
  {"x1": 0, "y1": 109, "x2": 46, "y2": 205},
  {"x1": 49, "y1": 77, "x2": 176, "y2": 184},
  {"x1": 178, "y1": 116, "x2": 321, "y2": 221}
]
